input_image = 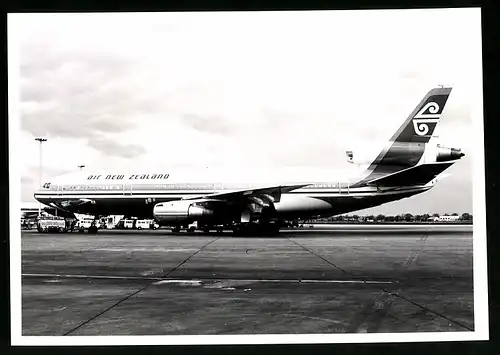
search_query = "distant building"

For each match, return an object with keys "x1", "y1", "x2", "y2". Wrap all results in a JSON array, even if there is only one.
[{"x1": 430, "y1": 215, "x2": 460, "y2": 222}]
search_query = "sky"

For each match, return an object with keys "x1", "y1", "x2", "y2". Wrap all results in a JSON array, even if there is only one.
[{"x1": 10, "y1": 8, "x2": 482, "y2": 215}]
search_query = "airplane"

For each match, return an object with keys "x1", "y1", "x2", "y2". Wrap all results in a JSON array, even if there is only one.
[{"x1": 34, "y1": 86, "x2": 465, "y2": 234}]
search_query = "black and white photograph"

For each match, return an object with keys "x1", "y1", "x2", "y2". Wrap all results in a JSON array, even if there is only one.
[{"x1": 8, "y1": 8, "x2": 487, "y2": 345}]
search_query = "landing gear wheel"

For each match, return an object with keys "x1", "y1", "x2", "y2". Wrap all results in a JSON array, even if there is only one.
[{"x1": 172, "y1": 226, "x2": 180, "y2": 233}]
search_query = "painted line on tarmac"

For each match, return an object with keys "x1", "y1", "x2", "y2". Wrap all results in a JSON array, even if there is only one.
[
  {"x1": 22, "y1": 273, "x2": 164, "y2": 281},
  {"x1": 152, "y1": 279, "x2": 395, "y2": 285},
  {"x1": 287, "y1": 237, "x2": 473, "y2": 332},
  {"x1": 62, "y1": 236, "x2": 221, "y2": 336},
  {"x1": 281, "y1": 229, "x2": 472, "y2": 234},
  {"x1": 22, "y1": 273, "x2": 395, "y2": 284}
]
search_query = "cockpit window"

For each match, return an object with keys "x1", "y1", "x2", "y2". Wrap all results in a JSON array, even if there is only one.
[{"x1": 42, "y1": 182, "x2": 51, "y2": 189}]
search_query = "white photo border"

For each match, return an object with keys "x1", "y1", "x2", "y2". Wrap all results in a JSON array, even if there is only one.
[{"x1": 8, "y1": 8, "x2": 488, "y2": 346}]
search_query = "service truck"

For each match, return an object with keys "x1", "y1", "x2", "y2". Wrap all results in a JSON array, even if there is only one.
[
  {"x1": 136, "y1": 219, "x2": 160, "y2": 230},
  {"x1": 75, "y1": 217, "x2": 102, "y2": 233},
  {"x1": 37, "y1": 217, "x2": 67, "y2": 233}
]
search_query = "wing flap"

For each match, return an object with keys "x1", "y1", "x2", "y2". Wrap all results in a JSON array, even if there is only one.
[{"x1": 182, "y1": 184, "x2": 309, "y2": 203}]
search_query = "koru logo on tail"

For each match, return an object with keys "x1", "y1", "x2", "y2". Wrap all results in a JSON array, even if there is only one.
[{"x1": 412, "y1": 101, "x2": 441, "y2": 136}]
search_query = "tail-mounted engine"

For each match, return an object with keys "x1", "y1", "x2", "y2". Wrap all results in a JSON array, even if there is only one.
[{"x1": 435, "y1": 144, "x2": 465, "y2": 162}]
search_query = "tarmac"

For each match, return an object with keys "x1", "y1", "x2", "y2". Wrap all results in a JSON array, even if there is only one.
[{"x1": 20, "y1": 224, "x2": 474, "y2": 336}]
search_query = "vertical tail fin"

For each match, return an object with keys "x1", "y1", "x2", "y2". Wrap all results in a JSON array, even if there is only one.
[
  {"x1": 351, "y1": 86, "x2": 454, "y2": 187},
  {"x1": 390, "y1": 86, "x2": 452, "y2": 143}
]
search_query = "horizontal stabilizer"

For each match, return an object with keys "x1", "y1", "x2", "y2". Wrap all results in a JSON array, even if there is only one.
[{"x1": 366, "y1": 161, "x2": 456, "y2": 187}]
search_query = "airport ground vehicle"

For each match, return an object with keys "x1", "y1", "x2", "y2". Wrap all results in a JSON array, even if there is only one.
[
  {"x1": 75, "y1": 217, "x2": 102, "y2": 233},
  {"x1": 115, "y1": 219, "x2": 137, "y2": 229},
  {"x1": 136, "y1": 219, "x2": 159, "y2": 230},
  {"x1": 21, "y1": 218, "x2": 35, "y2": 230},
  {"x1": 37, "y1": 217, "x2": 67, "y2": 233}
]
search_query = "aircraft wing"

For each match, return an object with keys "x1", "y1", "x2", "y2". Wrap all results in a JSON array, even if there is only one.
[
  {"x1": 182, "y1": 184, "x2": 309, "y2": 203},
  {"x1": 53, "y1": 199, "x2": 94, "y2": 210},
  {"x1": 365, "y1": 161, "x2": 456, "y2": 187}
]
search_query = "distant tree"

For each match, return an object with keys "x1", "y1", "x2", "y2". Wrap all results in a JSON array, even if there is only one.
[
  {"x1": 422, "y1": 214, "x2": 430, "y2": 221},
  {"x1": 386, "y1": 215, "x2": 395, "y2": 222},
  {"x1": 414, "y1": 214, "x2": 422, "y2": 222},
  {"x1": 404, "y1": 213, "x2": 414, "y2": 222},
  {"x1": 395, "y1": 214, "x2": 402, "y2": 222},
  {"x1": 376, "y1": 214, "x2": 385, "y2": 222},
  {"x1": 461, "y1": 213, "x2": 472, "y2": 221},
  {"x1": 432, "y1": 213, "x2": 440, "y2": 217},
  {"x1": 452, "y1": 213, "x2": 459, "y2": 216}
]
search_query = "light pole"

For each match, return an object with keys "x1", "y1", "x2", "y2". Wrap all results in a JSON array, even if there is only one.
[
  {"x1": 78, "y1": 165, "x2": 85, "y2": 170},
  {"x1": 35, "y1": 137, "x2": 47, "y2": 217}
]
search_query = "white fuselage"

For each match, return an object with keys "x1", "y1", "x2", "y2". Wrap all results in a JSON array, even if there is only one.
[{"x1": 33, "y1": 166, "x2": 433, "y2": 220}]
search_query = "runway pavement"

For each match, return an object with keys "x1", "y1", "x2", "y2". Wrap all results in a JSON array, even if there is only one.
[{"x1": 20, "y1": 225, "x2": 474, "y2": 336}]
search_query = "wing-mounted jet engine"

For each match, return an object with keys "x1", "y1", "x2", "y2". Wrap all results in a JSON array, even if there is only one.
[
  {"x1": 152, "y1": 184, "x2": 308, "y2": 233},
  {"x1": 153, "y1": 199, "x2": 233, "y2": 224}
]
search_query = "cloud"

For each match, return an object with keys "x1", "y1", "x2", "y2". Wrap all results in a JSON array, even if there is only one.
[
  {"x1": 13, "y1": 9, "x2": 481, "y2": 214},
  {"x1": 19, "y1": 33, "x2": 166, "y2": 143},
  {"x1": 87, "y1": 137, "x2": 147, "y2": 159},
  {"x1": 182, "y1": 113, "x2": 236, "y2": 136},
  {"x1": 20, "y1": 60, "x2": 147, "y2": 140},
  {"x1": 21, "y1": 176, "x2": 35, "y2": 185},
  {"x1": 21, "y1": 165, "x2": 74, "y2": 202}
]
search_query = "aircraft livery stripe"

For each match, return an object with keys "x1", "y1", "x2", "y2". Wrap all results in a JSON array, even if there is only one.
[{"x1": 34, "y1": 187, "x2": 429, "y2": 200}]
